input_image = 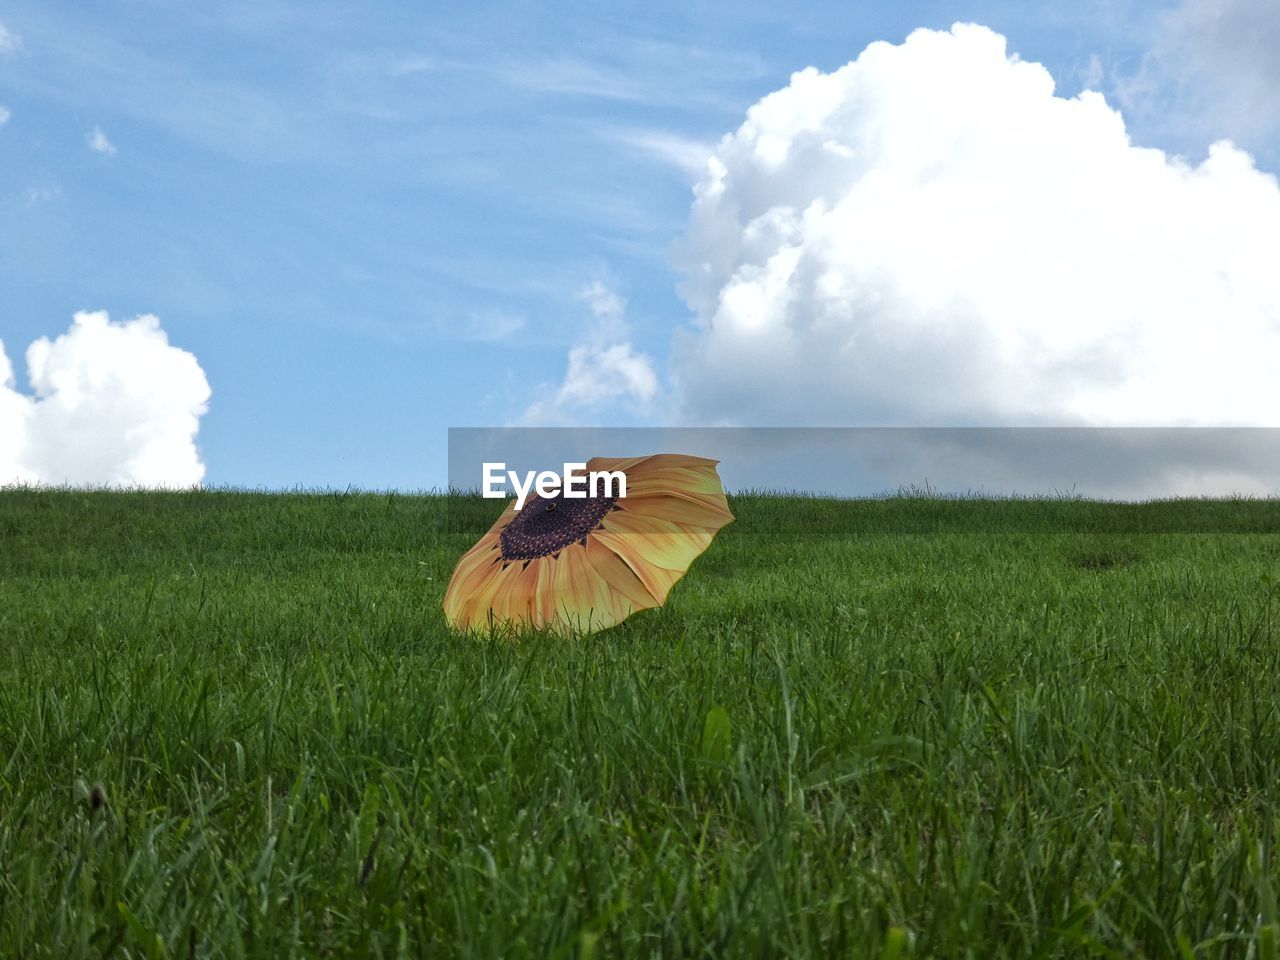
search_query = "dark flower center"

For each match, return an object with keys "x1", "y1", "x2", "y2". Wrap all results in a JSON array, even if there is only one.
[{"x1": 499, "y1": 491, "x2": 617, "y2": 561}]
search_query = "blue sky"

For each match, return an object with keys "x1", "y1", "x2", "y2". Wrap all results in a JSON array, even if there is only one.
[{"x1": 2, "y1": 1, "x2": 1279, "y2": 491}]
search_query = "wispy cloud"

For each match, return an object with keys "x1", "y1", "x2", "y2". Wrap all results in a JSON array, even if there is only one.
[
  {"x1": 1079, "y1": 53, "x2": 1105, "y2": 92},
  {"x1": 1, "y1": 16, "x2": 318, "y2": 165},
  {"x1": 605, "y1": 127, "x2": 715, "y2": 178},
  {"x1": 23, "y1": 183, "x2": 62, "y2": 207},
  {"x1": 521, "y1": 281, "x2": 658, "y2": 426},
  {"x1": 87, "y1": 126, "x2": 118, "y2": 155},
  {"x1": 387, "y1": 54, "x2": 438, "y2": 77},
  {"x1": 324, "y1": 307, "x2": 526, "y2": 346},
  {"x1": 495, "y1": 36, "x2": 771, "y2": 112},
  {"x1": 1115, "y1": 0, "x2": 1280, "y2": 154},
  {"x1": 440, "y1": 309, "x2": 526, "y2": 343},
  {"x1": 0, "y1": 105, "x2": 10, "y2": 128},
  {"x1": 0, "y1": 19, "x2": 21, "y2": 54},
  {"x1": 575, "y1": 281, "x2": 625, "y2": 339},
  {"x1": 502, "y1": 58, "x2": 652, "y2": 102}
]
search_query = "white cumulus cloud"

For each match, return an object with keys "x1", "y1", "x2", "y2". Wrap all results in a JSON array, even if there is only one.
[
  {"x1": 0, "y1": 311, "x2": 211, "y2": 487},
  {"x1": 671, "y1": 23, "x2": 1280, "y2": 430},
  {"x1": 521, "y1": 282, "x2": 659, "y2": 425},
  {"x1": 87, "y1": 126, "x2": 118, "y2": 156},
  {"x1": 0, "y1": 347, "x2": 33, "y2": 484}
]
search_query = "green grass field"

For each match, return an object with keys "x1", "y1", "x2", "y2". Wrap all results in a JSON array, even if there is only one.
[{"x1": 3, "y1": 489, "x2": 1280, "y2": 958}]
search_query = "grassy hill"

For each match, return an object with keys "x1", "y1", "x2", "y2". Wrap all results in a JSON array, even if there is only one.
[{"x1": 2, "y1": 489, "x2": 1279, "y2": 957}]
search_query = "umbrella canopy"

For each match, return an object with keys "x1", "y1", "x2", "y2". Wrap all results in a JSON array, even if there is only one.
[{"x1": 443, "y1": 454, "x2": 733, "y2": 635}]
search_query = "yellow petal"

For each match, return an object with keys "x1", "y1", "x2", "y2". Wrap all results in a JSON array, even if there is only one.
[
  {"x1": 620, "y1": 492, "x2": 734, "y2": 531},
  {"x1": 624, "y1": 468, "x2": 725, "y2": 497},
  {"x1": 584, "y1": 537, "x2": 661, "y2": 610},
  {"x1": 443, "y1": 454, "x2": 731, "y2": 635},
  {"x1": 596, "y1": 509, "x2": 716, "y2": 570},
  {"x1": 592, "y1": 514, "x2": 716, "y2": 604},
  {"x1": 616, "y1": 454, "x2": 719, "y2": 473},
  {"x1": 587, "y1": 454, "x2": 726, "y2": 499},
  {"x1": 584, "y1": 455, "x2": 656, "y2": 475},
  {"x1": 595, "y1": 544, "x2": 684, "y2": 605}
]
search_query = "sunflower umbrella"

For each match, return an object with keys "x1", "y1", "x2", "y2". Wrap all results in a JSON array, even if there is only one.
[{"x1": 443, "y1": 454, "x2": 733, "y2": 635}]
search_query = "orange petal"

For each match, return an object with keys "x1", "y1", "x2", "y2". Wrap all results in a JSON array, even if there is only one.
[
  {"x1": 547, "y1": 542, "x2": 614, "y2": 633},
  {"x1": 462, "y1": 559, "x2": 532, "y2": 631},
  {"x1": 485, "y1": 558, "x2": 539, "y2": 629},
  {"x1": 442, "y1": 535, "x2": 498, "y2": 592},
  {"x1": 529, "y1": 554, "x2": 563, "y2": 629},
  {"x1": 443, "y1": 548, "x2": 506, "y2": 629}
]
